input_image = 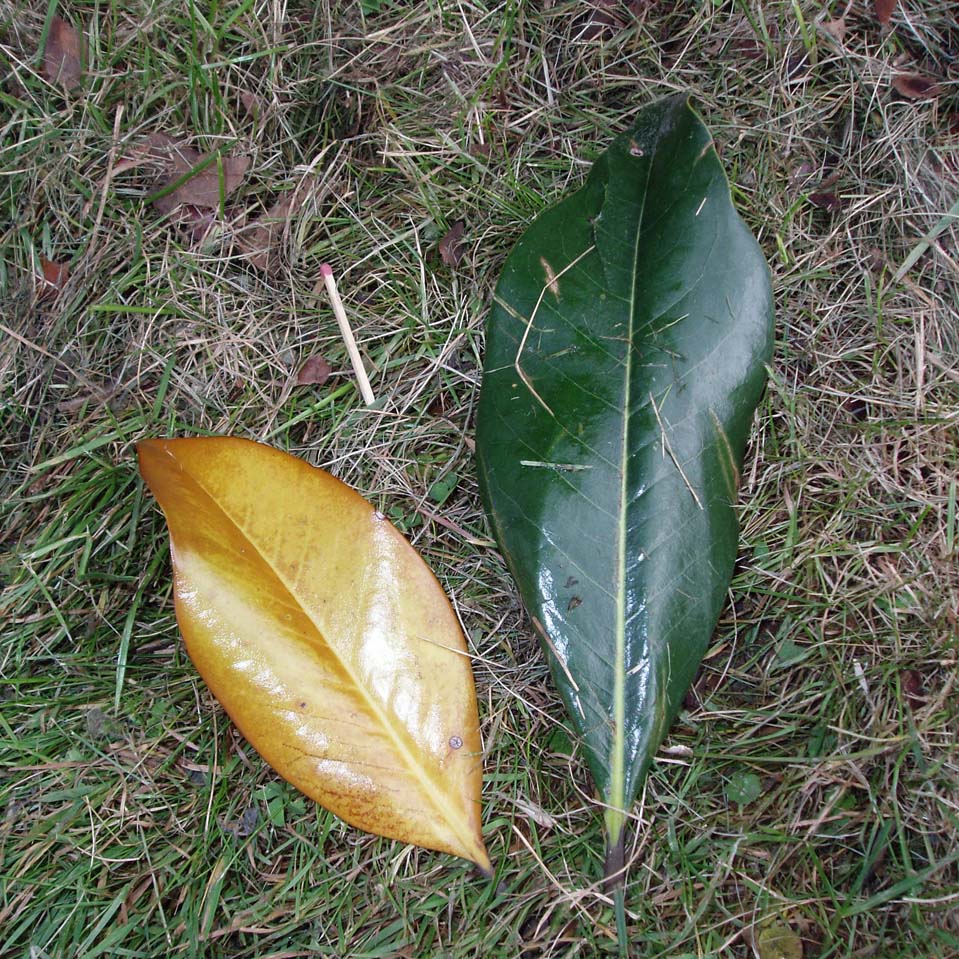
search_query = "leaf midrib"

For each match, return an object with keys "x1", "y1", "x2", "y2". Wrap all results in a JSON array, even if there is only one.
[
  {"x1": 610, "y1": 123, "x2": 659, "y2": 825},
  {"x1": 165, "y1": 447, "x2": 479, "y2": 858}
]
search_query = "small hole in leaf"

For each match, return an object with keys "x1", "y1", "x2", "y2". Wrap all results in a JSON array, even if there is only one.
[{"x1": 449, "y1": 736, "x2": 463, "y2": 750}]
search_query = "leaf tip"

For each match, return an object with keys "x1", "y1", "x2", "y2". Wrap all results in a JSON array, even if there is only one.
[{"x1": 452, "y1": 827, "x2": 493, "y2": 877}]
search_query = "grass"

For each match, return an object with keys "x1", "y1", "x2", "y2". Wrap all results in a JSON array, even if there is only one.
[{"x1": 2, "y1": 0, "x2": 957, "y2": 956}]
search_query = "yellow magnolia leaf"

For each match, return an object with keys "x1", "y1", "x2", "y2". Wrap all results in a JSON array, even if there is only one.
[{"x1": 138, "y1": 437, "x2": 490, "y2": 872}]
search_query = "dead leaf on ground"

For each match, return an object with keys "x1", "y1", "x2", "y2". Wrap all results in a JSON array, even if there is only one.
[
  {"x1": 111, "y1": 154, "x2": 150, "y2": 178},
  {"x1": 57, "y1": 384, "x2": 118, "y2": 412},
  {"x1": 220, "y1": 805, "x2": 259, "y2": 838},
  {"x1": 892, "y1": 74, "x2": 940, "y2": 100},
  {"x1": 707, "y1": 14, "x2": 767, "y2": 59},
  {"x1": 239, "y1": 193, "x2": 301, "y2": 272},
  {"x1": 438, "y1": 221, "x2": 466, "y2": 266},
  {"x1": 789, "y1": 159, "x2": 816, "y2": 182},
  {"x1": 137, "y1": 437, "x2": 491, "y2": 871},
  {"x1": 296, "y1": 355, "x2": 332, "y2": 387},
  {"x1": 822, "y1": 18, "x2": 846, "y2": 43},
  {"x1": 901, "y1": 669, "x2": 924, "y2": 708},
  {"x1": 576, "y1": 0, "x2": 629, "y2": 42},
  {"x1": 935, "y1": 113, "x2": 959, "y2": 186},
  {"x1": 239, "y1": 89, "x2": 264, "y2": 118},
  {"x1": 808, "y1": 192, "x2": 843, "y2": 212},
  {"x1": 509, "y1": 818, "x2": 532, "y2": 855},
  {"x1": 874, "y1": 0, "x2": 898, "y2": 24},
  {"x1": 180, "y1": 205, "x2": 217, "y2": 243},
  {"x1": 43, "y1": 16, "x2": 84, "y2": 91},
  {"x1": 144, "y1": 133, "x2": 250, "y2": 214},
  {"x1": 39, "y1": 256, "x2": 69, "y2": 295},
  {"x1": 784, "y1": 54, "x2": 810, "y2": 83}
]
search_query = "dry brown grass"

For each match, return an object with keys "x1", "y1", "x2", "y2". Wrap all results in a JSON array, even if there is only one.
[{"x1": 2, "y1": 1, "x2": 957, "y2": 956}]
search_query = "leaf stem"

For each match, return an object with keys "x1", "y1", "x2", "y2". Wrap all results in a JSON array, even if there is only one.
[
  {"x1": 603, "y1": 822, "x2": 626, "y2": 889},
  {"x1": 614, "y1": 886, "x2": 628, "y2": 958}
]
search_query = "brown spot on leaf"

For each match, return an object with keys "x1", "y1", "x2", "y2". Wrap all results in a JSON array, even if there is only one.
[
  {"x1": 43, "y1": 16, "x2": 83, "y2": 91},
  {"x1": 892, "y1": 74, "x2": 940, "y2": 100},
  {"x1": 874, "y1": 0, "x2": 897, "y2": 24},
  {"x1": 144, "y1": 133, "x2": 250, "y2": 214},
  {"x1": 438, "y1": 221, "x2": 466, "y2": 266},
  {"x1": 567, "y1": 596, "x2": 582, "y2": 612},
  {"x1": 296, "y1": 355, "x2": 332, "y2": 387}
]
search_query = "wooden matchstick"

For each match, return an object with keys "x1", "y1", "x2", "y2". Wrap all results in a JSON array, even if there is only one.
[{"x1": 319, "y1": 263, "x2": 376, "y2": 406}]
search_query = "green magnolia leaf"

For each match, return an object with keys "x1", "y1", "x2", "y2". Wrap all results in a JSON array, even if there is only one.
[{"x1": 475, "y1": 94, "x2": 773, "y2": 876}]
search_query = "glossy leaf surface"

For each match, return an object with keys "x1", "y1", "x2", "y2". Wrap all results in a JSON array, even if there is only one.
[
  {"x1": 476, "y1": 95, "x2": 773, "y2": 865},
  {"x1": 139, "y1": 437, "x2": 490, "y2": 871}
]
